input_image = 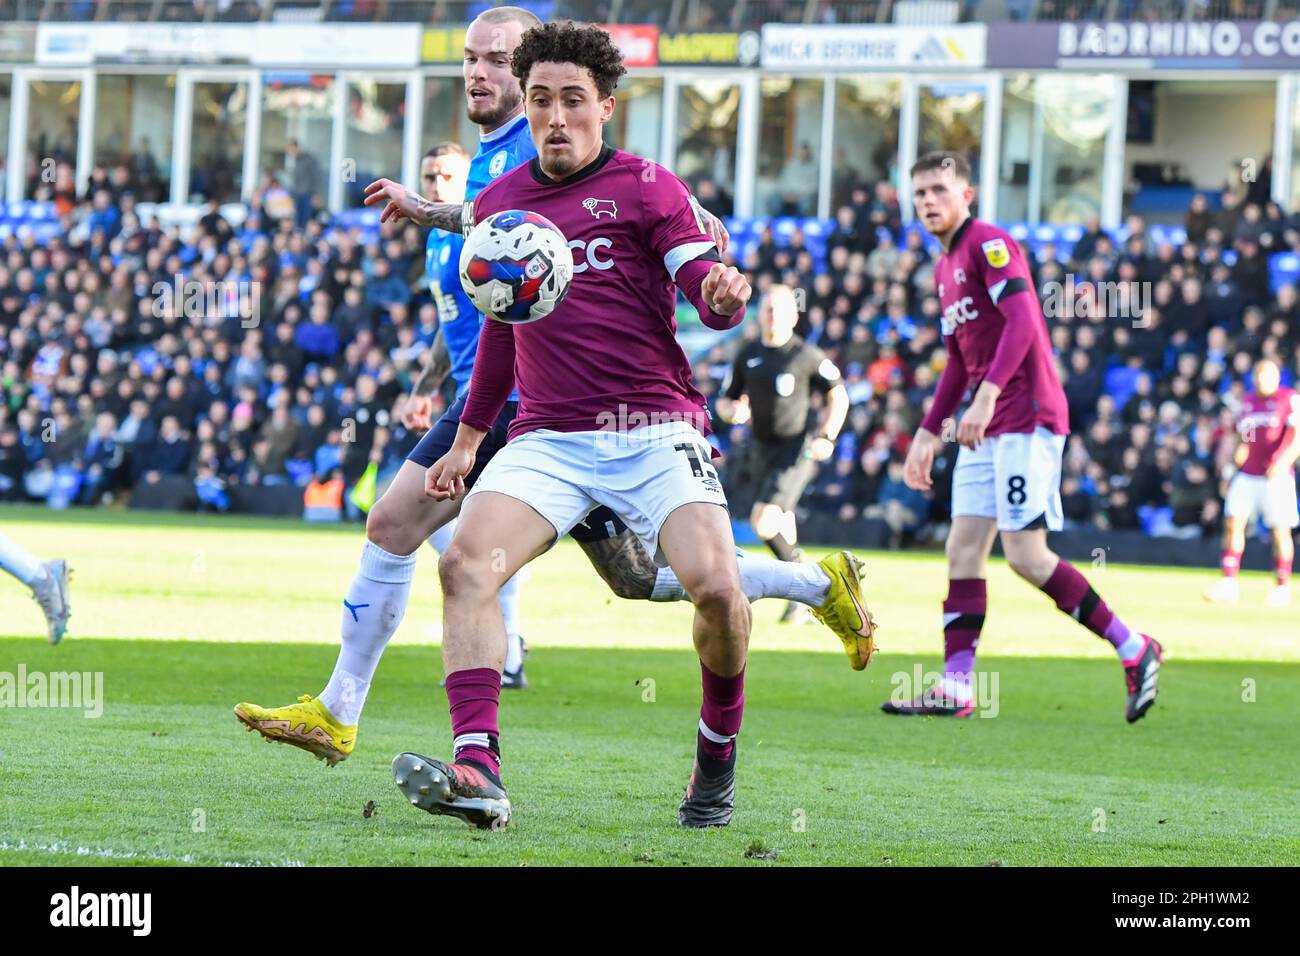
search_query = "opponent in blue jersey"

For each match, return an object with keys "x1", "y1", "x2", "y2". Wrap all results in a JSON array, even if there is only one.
[
  {"x1": 418, "y1": 120, "x2": 531, "y2": 402},
  {"x1": 234, "y1": 8, "x2": 864, "y2": 775},
  {"x1": 418, "y1": 142, "x2": 481, "y2": 403}
]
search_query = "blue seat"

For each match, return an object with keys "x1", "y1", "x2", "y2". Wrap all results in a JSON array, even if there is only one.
[
  {"x1": 771, "y1": 217, "x2": 799, "y2": 242},
  {"x1": 1269, "y1": 252, "x2": 1300, "y2": 293},
  {"x1": 801, "y1": 217, "x2": 827, "y2": 238}
]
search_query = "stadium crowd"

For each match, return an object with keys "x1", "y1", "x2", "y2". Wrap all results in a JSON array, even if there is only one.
[{"x1": 3, "y1": 155, "x2": 1299, "y2": 541}]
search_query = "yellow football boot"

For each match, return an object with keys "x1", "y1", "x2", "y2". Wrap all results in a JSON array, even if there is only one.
[
  {"x1": 809, "y1": 550, "x2": 878, "y2": 671},
  {"x1": 234, "y1": 695, "x2": 356, "y2": 767}
]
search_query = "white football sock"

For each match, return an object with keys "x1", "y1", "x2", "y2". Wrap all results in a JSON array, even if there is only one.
[
  {"x1": 0, "y1": 533, "x2": 43, "y2": 586},
  {"x1": 319, "y1": 540, "x2": 416, "y2": 726},
  {"x1": 1116, "y1": 633, "x2": 1145, "y2": 662},
  {"x1": 650, "y1": 565, "x2": 687, "y2": 602},
  {"x1": 939, "y1": 674, "x2": 973, "y2": 704},
  {"x1": 428, "y1": 520, "x2": 456, "y2": 554},
  {"x1": 501, "y1": 572, "x2": 524, "y2": 672},
  {"x1": 736, "y1": 550, "x2": 830, "y2": 605},
  {"x1": 650, "y1": 550, "x2": 831, "y2": 606}
]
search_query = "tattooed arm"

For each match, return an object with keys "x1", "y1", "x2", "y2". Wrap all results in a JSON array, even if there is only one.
[
  {"x1": 688, "y1": 194, "x2": 730, "y2": 255},
  {"x1": 363, "y1": 178, "x2": 467, "y2": 233},
  {"x1": 415, "y1": 330, "x2": 452, "y2": 396},
  {"x1": 577, "y1": 530, "x2": 659, "y2": 601},
  {"x1": 402, "y1": 331, "x2": 453, "y2": 431}
]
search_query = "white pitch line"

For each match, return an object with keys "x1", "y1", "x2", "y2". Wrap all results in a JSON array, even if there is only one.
[{"x1": 0, "y1": 839, "x2": 305, "y2": 867}]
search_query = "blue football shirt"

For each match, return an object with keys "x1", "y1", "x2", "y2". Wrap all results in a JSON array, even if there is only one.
[{"x1": 425, "y1": 111, "x2": 536, "y2": 398}]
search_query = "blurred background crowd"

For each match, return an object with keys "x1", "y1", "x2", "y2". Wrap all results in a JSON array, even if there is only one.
[{"x1": 2, "y1": 157, "x2": 1298, "y2": 542}]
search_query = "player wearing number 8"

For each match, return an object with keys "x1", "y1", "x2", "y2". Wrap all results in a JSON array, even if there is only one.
[{"x1": 883, "y1": 151, "x2": 1163, "y2": 724}]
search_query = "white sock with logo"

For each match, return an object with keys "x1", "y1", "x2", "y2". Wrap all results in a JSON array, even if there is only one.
[
  {"x1": 319, "y1": 540, "x2": 417, "y2": 726},
  {"x1": 0, "y1": 533, "x2": 43, "y2": 586},
  {"x1": 650, "y1": 550, "x2": 830, "y2": 606}
]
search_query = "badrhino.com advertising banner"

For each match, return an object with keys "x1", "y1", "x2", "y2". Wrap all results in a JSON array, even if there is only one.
[{"x1": 988, "y1": 20, "x2": 1300, "y2": 69}]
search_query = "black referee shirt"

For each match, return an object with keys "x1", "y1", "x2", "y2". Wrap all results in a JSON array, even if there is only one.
[{"x1": 723, "y1": 336, "x2": 841, "y2": 443}]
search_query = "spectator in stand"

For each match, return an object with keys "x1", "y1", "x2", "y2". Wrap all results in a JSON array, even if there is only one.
[
  {"x1": 296, "y1": 300, "x2": 341, "y2": 362},
  {"x1": 286, "y1": 139, "x2": 323, "y2": 229},
  {"x1": 143, "y1": 416, "x2": 191, "y2": 484}
]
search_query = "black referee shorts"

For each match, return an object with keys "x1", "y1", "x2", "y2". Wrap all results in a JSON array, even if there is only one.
[{"x1": 743, "y1": 436, "x2": 818, "y2": 513}]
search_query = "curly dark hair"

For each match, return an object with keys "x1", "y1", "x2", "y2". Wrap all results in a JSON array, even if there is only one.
[{"x1": 511, "y1": 21, "x2": 627, "y2": 100}]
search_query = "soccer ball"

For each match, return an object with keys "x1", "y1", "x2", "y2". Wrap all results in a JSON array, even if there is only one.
[{"x1": 459, "y1": 210, "x2": 574, "y2": 324}]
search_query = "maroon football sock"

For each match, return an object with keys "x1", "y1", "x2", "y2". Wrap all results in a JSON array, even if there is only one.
[
  {"x1": 1039, "y1": 559, "x2": 1130, "y2": 650},
  {"x1": 698, "y1": 662, "x2": 745, "y2": 761},
  {"x1": 1277, "y1": 555, "x2": 1293, "y2": 587},
  {"x1": 943, "y1": 577, "x2": 986, "y2": 683},
  {"x1": 445, "y1": 667, "x2": 501, "y2": 777},
  {"x1": 1221, "y1": 549, "x2": 1242, "y2": 578}
]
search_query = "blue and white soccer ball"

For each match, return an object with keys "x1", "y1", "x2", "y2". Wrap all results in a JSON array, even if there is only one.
[{"x1": 459, "y1": 209, "x2": 574, "y2": 324}]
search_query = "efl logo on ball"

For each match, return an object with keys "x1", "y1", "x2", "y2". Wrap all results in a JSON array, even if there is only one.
[{"x1": 460, "y1": 209, "x2": 575, "y2": 324}]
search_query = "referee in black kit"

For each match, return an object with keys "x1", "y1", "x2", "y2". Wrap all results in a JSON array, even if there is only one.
[{"x1": 718, "y1": 284, "x2": 850, "y2": 623}]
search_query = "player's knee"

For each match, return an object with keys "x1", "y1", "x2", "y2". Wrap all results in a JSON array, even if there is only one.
[
  {"x1": 437, "y1": 544, "x2": 492, "y2": 603},
  {"x1": 945, "y1": 536, "x2": 984, "y2": 575},
  {"x1": 691, "y1": 577, "x2": 750, "y2": 633},
  {"x1": 1005, "y1": 545, "x2": 1054, "y2": 582},
  {"x1": 365, "y1": 498, "x2": 411, "y2": 554}
]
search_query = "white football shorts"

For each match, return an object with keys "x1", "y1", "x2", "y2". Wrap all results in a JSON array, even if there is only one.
[
  {"x1": 466, "y1": 420, "x2": 728, "y2": 565},
  {"x1": 1224, "y1": 471, "x2": 1300, "y2": 529},
  {"x1": 951, "y1": 426, "x2": 1067, "y2": 532}
]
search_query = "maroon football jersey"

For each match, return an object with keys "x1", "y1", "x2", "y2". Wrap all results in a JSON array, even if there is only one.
[
  {"x1": 933, "y1": 218, "x2": 1069, "y2": 437},
  {"x1": 1238, "y1": 386, "x2": 1300, "y2": 476},
  {"x1": 464, "y1": 146, "x2": 721, "y2": 440}
]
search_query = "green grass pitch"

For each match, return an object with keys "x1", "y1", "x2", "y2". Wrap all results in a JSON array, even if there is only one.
[{"x1": 0, "y1": 505, "x2": 1296, "y2": 866}]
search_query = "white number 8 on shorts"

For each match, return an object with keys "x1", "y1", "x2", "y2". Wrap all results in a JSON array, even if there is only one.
[{"x1": 952, "y1": 426, "x2": 1067, "y2": 531}]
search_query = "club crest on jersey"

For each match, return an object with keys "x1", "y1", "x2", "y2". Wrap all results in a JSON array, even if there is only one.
[
  {"x1": 954, "y1": 268, "x2": 966, "y2": 284},
  {"x1": 981, "y1": 238, "x2": 1010, "y2": 268},
  {"x1": 489, "y1": 150, "x2": 508, "y2": 177},
  {"x1": 583, "y1": 197, "x2": 618, "y2": 219}
]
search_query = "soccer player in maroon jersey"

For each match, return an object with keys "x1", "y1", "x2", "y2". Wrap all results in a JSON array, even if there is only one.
[
  {"x1": 1205, "y1": 359, "x2": 1300, "y2": 607},
  {"x1": 881, "y1": 152, "x2": 1162, "y2": 723},
  {"x1": 389, "y1": 22, "x2": 872, "y2": 829}
]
